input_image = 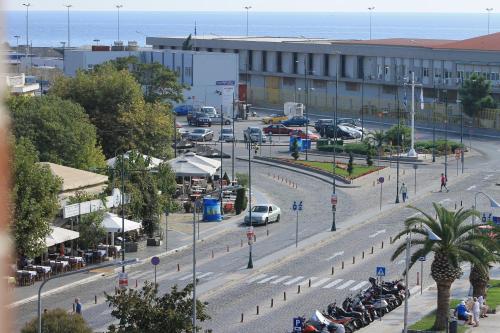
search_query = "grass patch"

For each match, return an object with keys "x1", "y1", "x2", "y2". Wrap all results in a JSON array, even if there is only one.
[
  {"x1": 409, "y1": 299, "x2": 467, "y2": 332},
  {"x1": 487, "y1": 279, "x2": 500, "y2": 310},
  {"x1": 291, "y1": 160, "x2": 380, "y2": 179}
]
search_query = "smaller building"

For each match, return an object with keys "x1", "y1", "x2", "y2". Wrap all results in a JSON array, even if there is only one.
[{"x1": 1, "y1": 73, "x2": 40, "y2": 96}]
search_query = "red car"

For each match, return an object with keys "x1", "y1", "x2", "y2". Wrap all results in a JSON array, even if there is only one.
[
  {"x1": 263, "y1": 124, "x2": 292, "y2": 135},
  {"x1": 289, "y1": 129, "x2": 320, "y2": 141}
]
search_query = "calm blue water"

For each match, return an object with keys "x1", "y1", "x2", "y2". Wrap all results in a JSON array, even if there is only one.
[{"x1": 3, "y1": 11, "x2": 499, "y2": 47}]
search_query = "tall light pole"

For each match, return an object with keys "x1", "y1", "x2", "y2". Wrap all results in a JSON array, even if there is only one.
[
  {"x1": 244, "y1": 6, "x2": 252, "y2": 37},
  {"x1": 247, "y1": 140, "x2": 254, "y2": 269},
  {"x1": 486, "y1": 8, "x2": 494, "y2": 34},
  {"x1": 331, "y1": 52, "x2": 340, "y2": 232},
  {"x1": 368, "y1": 6, "x2": 375, "y2": 40},
  {"x1": 22, "y1": 3, "x2": 31, "y2": 73},
  {"x1": 444, "y1": 89, "x2": 449, "y2": 179},
  {"x1": 65, "y1": 4, "x2": 72, "y2": 47},
  {"x1": 14, "y1": 35, "x2": 20, "y2": 73},
  {"x1": 116, "y1": 4, "x2": 123, "y2": 41}
]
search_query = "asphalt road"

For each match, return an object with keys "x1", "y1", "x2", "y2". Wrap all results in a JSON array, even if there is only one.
[{"x1": 10, "y1": 114, "x2": 500, "y2": 332}]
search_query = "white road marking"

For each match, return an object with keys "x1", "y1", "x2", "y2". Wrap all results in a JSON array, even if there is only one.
[
  {"x1": 337, "y1": 280, "x2": 356, "y2": 289},
  {"x1": 408, "y1": 212, "x2": 422, "y2": 218},
  {"x1": 179, "y1": 273, "x2": 193, "y2": 281},
  {"x1": 257, "y1": 275, "x2": 279, "y2": 283},
  {"x1": 323, "y1": 279, "x2": 343, "y2": 289},
  {"x1": 299, "y1": 277, "x2": 319, "y2": 286},
  {"x1": 283, "y1": 276, "x2": 305, "y2": 286},
  {"x1": 397, "y1": 259, "x2": 406, "y2": 265},
  {"x1": 271, "y1": 276, "x2": 292, "y2": 284},
  {"x1": 326, "y1": 251, "x2": 345, "y2": 261},
  {"x1": 369, "y1": 229, "x2": 386, "y2": 238},
  {"x1": 311, "y1": 278, "x2": 331, "y2": 288},
  {"x1": 128, "y1": 271, "x2": 151, "y2": 280},
  {"x1": 438, "y1": 198, "x2": 452, "y2": 204},
  {"x1": 467, "y1": 185, "x2": 477, "y2": 191},
  {"x1": 350, "y1": 281, "x2": 369, "y2": 291},
  {"x1": 197, "y1": 272, "x2": 214, "y2": 279},
  {"x1": 247, "y1": 274, "x2": 268, "y2": 283}
]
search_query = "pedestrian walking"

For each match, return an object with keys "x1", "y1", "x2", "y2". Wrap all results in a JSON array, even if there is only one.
[
  {"x1": 400, "y1": 182, "x2": 408, "y2": 202},
  {"x1": 472, "y1": 297, "x2": 480, "y2": 327},
  {"x1": 439, "y1": 173, "x2": 449, "y2": 192},
  {"x1": 75, "y1": 298, "x2": 82, "y2": 315}
]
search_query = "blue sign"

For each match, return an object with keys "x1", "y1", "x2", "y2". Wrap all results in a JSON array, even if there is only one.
[
  {"x1": 293, "y1": 317, "x2": 303, "y2": 332},
  {"x1": 378, "y1": 177, "x2": 385, "y2": 184},
  {"x1": 298, "y1": 201, "x2": 303, "y2": 211},
  {"x1": 292, "y1": 201, "x2": 297, "y2": 211},
  {"x1": 216, "y1": 80, "x2": 236, "y2": 86},
  {"x1": 493, "y1": 216, "x2": 500, "y2": 225},
  {"x1": 151, "y1": 256, "x2": 160, "y2": 266},
  {"x1": 376, "y1": 266, "x2": 386, "y2": 277}
]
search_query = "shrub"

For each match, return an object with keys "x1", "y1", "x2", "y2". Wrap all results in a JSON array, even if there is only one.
[
  {"x1": 347, "y1": 153, "x2": 354, "y2": 178},
  {"x1": 235, "y1": 173, "x2": 248, "y2": 188},
  {"x1": 183, "y1": 201, "x2": 192, "y2": 213},
  {"x1": 234, "y1": 188, "x2": 247, "y2": 214},
  {"x1": 385, "y1": 123, "x2": 411, "y2": 146},
  {"x1": 21, "y1": 308, "x2": 93, "y2": 333},
  {"x1": 343, "y1": 143, "x2": 371, "y2": 155},
  {"x1": 291, "y1": 138, "x2": 300, "y2": 160},
  {"x1": 366, "y1": 150, "x2": 374, "y2": 166}
]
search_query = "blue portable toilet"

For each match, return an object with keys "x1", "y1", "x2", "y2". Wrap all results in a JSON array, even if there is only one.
[
  {"x1": 203, "y1": 197, "x2": 223, "y2": 222},
  {"x1": 289, "y1": 136, "x2": 303, "y2": 152}
]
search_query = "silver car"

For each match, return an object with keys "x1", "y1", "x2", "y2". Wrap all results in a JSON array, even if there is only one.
[
  {"x1": 244, "y1": 204, "x2": 281, "y2": 225},
  {"x1": 219, "y1": 128, "x2": 235, "y2": 142},
  {"x1": 188, "y1": 128, "x2": 214, "y2": 141}
]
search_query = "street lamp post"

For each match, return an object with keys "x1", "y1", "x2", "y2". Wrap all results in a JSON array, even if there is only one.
[
  {"x1": 486, "y1": 8, "x2": 494, "y2": 34},
  {"x1": 22, "y1": 3, "x2": 31, "y2": 73},
  {"x1": 472, "y1": 192, "x2": 500, "y2": 226},
  {"x1": 247, "y1": 140, "x2": 254, "y2": 269},
  {"x1": 244, "y1": 6, "x2": 252, "y2": 37},
  {"x1": 404, "y1": 71, "x2": 420, "y2": 157},
  {"x1": 232, "y1": 93, "x2": 236, "y2": 180},
  {"x1": 395, "y1": 78, "x2": 401, "y2": 204},
  {"x1": 116, "y1": 4, "x2": 123, "y2": 41},
  {"x1": 368, "y1": 7, "x2": 375, "y2": 40},
  {"x1": 14, "y1": 35, "x2": 20, "y2": 73},
  {"x1": 192, "y1": 203, "x2": 197, "y2": 332},
  {"x1": 432, "y1": 93, "x2": 436, "y2": 163},
  {"x1": 444, "y1": 89, "x2": 449, "y2": 179},
  {"x1": 331, "y1": 56, "x2": 340, "y2": 232},
  {"x1": 65, "y1": 4, "x2": 72, "y2": 48}
]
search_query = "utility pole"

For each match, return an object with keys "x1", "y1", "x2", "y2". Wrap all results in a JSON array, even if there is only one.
[
  {"x1": 247, "y1": 141, "x2": 253, "y2": 269},
  {"x1": 192, "y1": 205, "x2": 196, "y2": 332},
  {"x1": 304, "y1": 55, "x2": 309, "y2": 161},
  {"x1": 244, "y1": 6, "x2": 252, "y2": 37},
  {"x1": 486, "y1": 8, "x2": 494, "y2": 34},
  {"x1": 395, "y1": 77, "x2": 401, "y2": 204},
  {"x1": 14, "y1": 35, "x2": 20, "y2": 73},
  {"x1": 444, "y1": 89, "x2": 449, "y2": 179},
  {"x1": 116, "y1": 4, "x2": 123, "y2": 41},
  {"x1": 22, "y1": 3, "x2": 31, "y2": 74},
  {"x1": 65, "y1": 4, "x2": 72, "y2": 47},
  {"x1": 331, "y1": 54, "x2": 340, "y2": 232},
  {"x1": 368, "y1": 7, "x2": 375, "y2": 40}
]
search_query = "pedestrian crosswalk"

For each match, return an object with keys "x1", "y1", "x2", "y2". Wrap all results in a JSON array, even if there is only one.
[{"x1": 245, "y1": 274, "x2": 371, "y2": 291}]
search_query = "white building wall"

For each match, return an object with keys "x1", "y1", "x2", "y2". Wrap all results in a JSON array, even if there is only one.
[{"x1": 252, "y1": 50, "x2": 263, "y2": 72}]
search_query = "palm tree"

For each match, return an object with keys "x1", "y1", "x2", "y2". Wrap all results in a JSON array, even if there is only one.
[
  {"x1": 367, "y1": 130, "x2": 385, "y2": 166},
  {"x1": 391, "y1": 203, "x2": 492, "y2": 330},
  {"x1": 469, "y1": 229, "x2": 499, "y2": 297}
]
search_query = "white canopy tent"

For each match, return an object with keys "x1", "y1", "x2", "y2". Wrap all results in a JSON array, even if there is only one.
[
  {"x1": 45, "y1": 227, "x2": 80, "y2": 247},
  {"x1": 182, "y1": 152, "x2": 221, "y2": 170},
  {"x1": 106, "y1": 151, "x2": 164, "y2": 170},
  {"x1": 167, "y1": 159, "x2": 217, "y2": 177},
  {"x1": 103, "y1": 212, "x2": 143, "y2": 246}
]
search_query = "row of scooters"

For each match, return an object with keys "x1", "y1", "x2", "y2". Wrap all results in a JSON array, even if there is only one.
[{"x1": 293, "y1": 277, "x2": 409, "y2": 333}]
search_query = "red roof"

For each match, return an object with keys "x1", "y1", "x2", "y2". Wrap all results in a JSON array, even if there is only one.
[{"x1": 434, "y1": 32, "x2": 500, "y2": 51}]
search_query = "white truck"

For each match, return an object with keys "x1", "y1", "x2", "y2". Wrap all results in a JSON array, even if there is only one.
[{"x1": 283, "y1": 102, "x2": 304, "y2": 118}]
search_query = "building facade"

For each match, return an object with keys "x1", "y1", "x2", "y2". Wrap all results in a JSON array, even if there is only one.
[
  {"x1": 146, "y1": 34, "x2": 500, "y2": 129},
  {"x1": 64, "y1": 48, "x2": 239, "y2": 114}
]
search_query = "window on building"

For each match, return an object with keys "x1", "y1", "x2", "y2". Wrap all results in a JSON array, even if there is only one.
[
  {"x1": 283, "y1": 77, "x2": 295, "y2": 87},
  {"x1": 457, "y1": 71, "x2": 464, "y2": 80},
  {"x1": 234, "y1": 49, "x2": 239, "y2": 53},
  {"x1": 293, "y1": 53, "x2": 298, "y2": 74},
  {"x1": 308, "y1": 53, "x2": 314, "y2": 74},
  {"x1": 207, "y1": 48, "x2": 213, "y2": 52},
  {"x1": 444, "y1": 70, "x2": 451, "y2": 79},
  {"x1": 358, "y1": 56, "x2": 365, "y2": 79},
  {"x1": 184, "y1": 67, "x2": 192, "y2": 78},
  {"x1": 324, "y1": 54, "x2": 330, "y2": 76},
  {"x1": 262, "y1": 51, "x2": 267, "y2": 72},
  {"x1": 492, "y1": 72, "x2": 500, "y2": 81},
  {"x1": 341, "y1": 55, "x2": 346, "y2": 77},
  {"x1": 377, "y1": 65, "x2": 383, "y2": 78},
  {"x1": 382, "y1": 85, "x2": 396, "y2": 94},
  {"x1": 346, "y1": 82, "x2": 360, "y2": 91},
  {"x1": 248, "y1": 50, "x2": 253, "y2": 71},
  {"x1": 221, "y1": 49, "x2": 226, "y2": 53},
  {"x1": 423, "y1": 68, "x2": 430, "y2": 77},
  {"x1": 277, "y1": 52, "x2": 282, "y2": 73}
]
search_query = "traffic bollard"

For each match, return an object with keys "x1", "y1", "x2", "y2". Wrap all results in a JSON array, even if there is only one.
[
  {"x1": 390, "y1": 236, "x2": 393, "y2": 244},
  {"x1": 284, "y1": 291, "x2": 287, "y2": 301},
  {"x1": 403, "y1": 169, "x2": 406, "y2": 175},
  {"x1": 95, "y1": 295, "x2": 97, "y2": 304},
  {"x1": 371, "y1": 246, "x2": 374, "y2": 254},
  {"x1": 381, "y1": 241, "x2": 384, "y2": 249},
  {"x1": 308, "y1": 279, "x2": 311, "y2": 287},
  {"x1": 373, "y1": 180, "x2": 375, "y2": 187},
  {"x1": 298, "y1": 285, "x2": 301, "y2": 294},
  {"x1": 331, "y1": 266, "x2": 334, "y2": 275},
  {"x1": 211, "y1": 250, "x2": 214, "y2": 258},
  {"x1": 362, "y1": 251, "x2": 365, "y2": 259},
  {"x1": 72, "y1": 303, "x2": 75, "y2": 312},
  {"x1": 460, "y1": 200, "x2": 463, "y2": 207},
  {"x1": 455, "y1": 202, "x2": 457, "y2": 209},
  {"x1": 135, "y1": 279, "x2": 138, "y2": 288},
  {"x1": 241, "y1": 313, "x2": 244, "y2": 323},
  {"x1": 177, "y1": 263, "x2": 180, "y2": 271},
  {"x1": 227, "y1": 245, "x2": 229, "y2": 252},
  {"x1": 256, "y1": 305, "x2": 259, "y2": 315},
  {"x1": 389, "y1": 175, "x2": 391, "y2": 181},
  {"x1": 271, "y1": 298, "x2": 274, "y2": 308},
  {"x1": 254, "y1": 234, "x2": 257, "y2": 242},
  {"x1": 342, "y1": 261, "x2": 344, "y2": 269},
  {"x1": 353, "y1": 256, "x2": 355, "y2": 264},
  {"x1": 417, "y1": 272, "x2": 420, "y2": 286},
  {"x1": 266, "y1": 229, "x2": 269, "y2": 236}
]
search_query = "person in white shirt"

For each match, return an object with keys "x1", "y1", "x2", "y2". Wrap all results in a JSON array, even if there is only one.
[
  {"x1": 472, "y1": 297, "x2": 481, "y2": 327},
  {"x1": 478, "y1": 295, "x2": 489, "y2": 318}
]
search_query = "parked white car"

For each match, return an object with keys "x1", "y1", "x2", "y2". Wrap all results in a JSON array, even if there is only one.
[
  {"x1": 338, "y1": 124, "x2": 362, "y2": 139},
  {"x1": 244, "y1": 204, "x2": 281, "y2": 225}
]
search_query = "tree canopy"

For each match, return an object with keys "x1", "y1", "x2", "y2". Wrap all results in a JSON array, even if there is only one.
[
  {"x1": 21, "y1": 308, "x2": 93, "y2": 333},
  {"x1": 106, "y1": 282, "x2": 210, "y2": 333},
  {"x1": 12, "y1": 138, "x2": 62, "y2": 257},
  {"x1": 7, "y1": 95, "x2": 106, "y2": 170},
  {"x1": 459, "y1": 73, "x2": 497, "y2": 118}
]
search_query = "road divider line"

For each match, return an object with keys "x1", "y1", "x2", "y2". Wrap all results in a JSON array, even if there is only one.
[
  {"x1": 179, "y1": 273, "x2": 193, "y2": 281},
  {"x1": 326, "y1": 251, "x2": 344, "y2": 261},
  {"x1": 197, "y1": 272, "x2": 214, "y2": 279}
]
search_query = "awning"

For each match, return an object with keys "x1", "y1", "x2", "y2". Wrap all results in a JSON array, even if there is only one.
[
  {"x1": 102, "y1": 212, "x2": 142, "y2": 233},
  {"x1": 182, "y1": 152, "x2": 221, "y2": 169},
  {"x1": 106, "y1": 151, "x2": 164, "y2": 170},
  {"x1": 45, "y1": 227, "x2": 80, "y2": 247},
  {"x1": 167, "y1": 159, "x2": 217, "y2": 177}
]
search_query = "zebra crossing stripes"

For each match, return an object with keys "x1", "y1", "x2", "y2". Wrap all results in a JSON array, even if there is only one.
[
  {"x1": 322, "y1": 279, "x2": 343, "y2": 289},
  {"x1": 283, "y1": 276, "x2": 306, "y2": 286},
  {"x1": 271, "y1": 276, "x2": 292, "y2": 284},
  {"x1": 350, "y1": 281, "x2": 369, "y2": 291},
  {"x1": 179, "y1": 272, "x2": 214, "y2": 281},
  {"x1": 247, "y1": 274, "x2": 268, "y2": 283},
  {"x1": 336, "y1": 280, "x2": 356, "y2": 289},
  {"x1": 310, "y1": 277, "x2": 331, "y2": 288},
  {"x1": 258, "y1": 275, "x2": 279, "y2": 283}
]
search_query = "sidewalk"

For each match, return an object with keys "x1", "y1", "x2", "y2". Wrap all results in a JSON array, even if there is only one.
[{"x1": 358, "y1": 265, "x2": 500, "y2": 333}]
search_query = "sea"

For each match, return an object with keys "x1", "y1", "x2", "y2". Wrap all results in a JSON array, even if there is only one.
[{"x1": 2, "y1": 11, "x2": 499, "y2": 48}]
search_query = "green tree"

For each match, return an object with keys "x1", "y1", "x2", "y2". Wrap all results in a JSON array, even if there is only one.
[
  {"x1": 391, "y1": 204, "x2": 494, "y2": 330},
  {"x1": 21, "y1": 308, "x2": 93, "y2": 333},
  {"x1": 106, "y1": 282, "x2": 210, "y2": 333},
  {"x1": 347, "y1": 153, "x2": 354, "y2": 178},
  {"x1": 368, "y1": 130, "x2": 385, "y2": 164},
  {"x1": 366, "y1": 150, "x2": 374, "y2": 166},
  {"x1": 7, "y1": 95, "x2": 106, "y2": 170},
  {"x1": 235, "y1": 173, "x2": 248, "y2": 188},
  {"x1": 234, "y1": 188, "x2": 248, "y2": 215},
  {"x1": 291, "y1": 138, "x2": 300, "y2": 160},
  {"x1": 67, "y1": 191, "x2": 106, "y2": 250},
  {"x1": 385, "y1": 123, "x2": 411, "y2": 147},
  {"x1": 12, "y1": 138, "x2": 62, "y2": 258},
  {"x1": 182, "y1": 34, "x2": 193, "y2": 50},
  {"x1": 459, "y1": 73, "x2": 497, "y2": 121}
]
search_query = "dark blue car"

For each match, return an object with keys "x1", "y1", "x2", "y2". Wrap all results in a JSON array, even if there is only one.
[
  {"x1": 281, "y1": 116, "x2": 310, "y2": 127},
  {"x1": 173, "y1": 105, "x2": 194, "y2": 116}
]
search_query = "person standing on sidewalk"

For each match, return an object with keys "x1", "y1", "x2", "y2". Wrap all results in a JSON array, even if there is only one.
[
  {"x1": 400, "y1": 182, "x2": 408, "y2": 202},
  {"x1": 74, "y1": 298, "x2": 82, "y2": 315},
  {"x1": 472, "y1": 297, "x2": 480, "y2": 327},
  {"x1": 439, "y1": 173, "x2": 449, "y2": 192}
]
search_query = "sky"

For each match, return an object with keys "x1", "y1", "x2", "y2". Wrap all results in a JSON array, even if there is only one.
[{"x1": 3, "y1": 0, "x2": 499, "y2": 12}]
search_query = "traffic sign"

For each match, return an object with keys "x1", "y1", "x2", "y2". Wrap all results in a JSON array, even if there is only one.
[
  {"x1": 376, "y1": 266, "x2": 386, "y2": 277},
  {"x1": 413, "y1": 164, "x2": 418, "y2": 170},
  {"x1": 151, "y1": 256, "x2": 160, "y2": 266},
  {"x1": 378, "y1": 177, "x2": 385, "y2": 184},
  {"x1": 455, "y1": 149, "x2": 461, "y2": 160},
  {"x1": 118, "y1": 272, "x2": 128, "y2": 288},
  {"x1": 298, "y1": 201, "x2": 303, "y2": 211},
  {"x1": 293, "y1": 317, "x2": 304, "y2": 332},
  {"x1": 246, "y1": 226, "x2": 254, "y2": 239},
  {"x1": 292, "y1": 201, "x2": 298, "y2": 211},
  {"x1": 331, "y1": 194, "x2": 338, "y2": 206},
  {"x1": 419, "y1": 257, "x2": 426, "y2": 262}
]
